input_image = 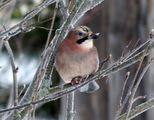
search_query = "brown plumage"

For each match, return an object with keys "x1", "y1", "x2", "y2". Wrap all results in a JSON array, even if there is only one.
[{"x1": 55, "y1": 26, "x2": 99, "y2": 93}]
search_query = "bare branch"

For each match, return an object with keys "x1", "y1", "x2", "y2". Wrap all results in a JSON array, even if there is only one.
[
  {"x1": 117, "y1": 98, "x2": 154, "y2": 120},
  {"x1": 125, "y1": 40, "x2": 150, "y2": 119},
  {"x1": 3, "y1": 40, "x2": 18, "y2": 105},
  {"x1": 0, "y1": 0, "x2": 13, "y2": 9},
  {"x1": 0, "y1": 0, "x2": 56, "y2": 40},
  {"x1": 66, "y1": 92, "x2": 76, "y2": 120},
  {"x1": 45, "y1": 1, "x2": 58, "y2": 49},
  {"x1": 59, "y1": 0, "x2": 69, "y2": 20},
  {"x1": 3, "y1": 39, "x2": 19, "y2": 119},
  {"x1": 121, "y1": 39, "x2": 150, "y2": 62},
  {"x1": 125, "y1": 57, "x2": 154, "y2": 119},
  {"x1": 115, "y1": 71, "x2": 130, "y2": 118}
]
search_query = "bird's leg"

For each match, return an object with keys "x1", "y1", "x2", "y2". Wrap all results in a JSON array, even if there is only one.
[{"x1": 71, "y1": 76, "x2": 87, "y2": 85}]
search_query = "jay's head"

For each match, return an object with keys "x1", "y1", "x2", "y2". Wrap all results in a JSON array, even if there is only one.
[{"x1": 65, "y1": 26, "x2": 99, "y2": 49}]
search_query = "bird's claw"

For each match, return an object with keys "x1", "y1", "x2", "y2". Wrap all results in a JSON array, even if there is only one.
[{"x1": 71, "y1": 76, "x2": 86, "y2": 85}]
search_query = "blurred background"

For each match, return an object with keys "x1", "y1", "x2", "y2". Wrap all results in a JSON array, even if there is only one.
[{"x1": 0, "y1": 0, "x2": 154, "y2": 120}]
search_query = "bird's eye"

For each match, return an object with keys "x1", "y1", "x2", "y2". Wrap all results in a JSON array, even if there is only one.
[{"x1": 78, "y1": 32, "x2": 84, "y2": 36}]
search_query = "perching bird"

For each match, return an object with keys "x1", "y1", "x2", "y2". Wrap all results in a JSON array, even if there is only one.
[{"x1": 55, "y1": 26, "x2": 99, "y2": 93}]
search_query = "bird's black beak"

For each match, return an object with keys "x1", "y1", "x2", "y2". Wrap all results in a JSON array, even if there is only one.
[{"x1": 89, "y1": 33, "x2": 100, "y2": 39}]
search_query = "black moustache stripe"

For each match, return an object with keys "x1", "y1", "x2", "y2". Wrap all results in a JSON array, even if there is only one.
[{"x1": 76, "y1": 36, "x2": 89, "y2": 44}]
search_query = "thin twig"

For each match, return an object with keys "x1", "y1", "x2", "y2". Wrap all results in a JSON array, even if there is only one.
[
  {"x1": 121, "y1": 39, "x2": 150, "y2": 62},
  {"x1": 41, "y1": 1, "x2": 59, "y2": 88},
  {"x1": 117, "y1": 98, "x2": 154, "y2": 120},
  {"x1": 0, "y1": 0, "x2": 13, "y2": 9},
  {"x1": 66, "y1": 92, "x2": 76, "y2": 120},
  {"x1": 31, "y1": 2, "x2": 59, "y2": 119},
  {"x1": 120, "y1": 40, "x2": 132, "y2": 59},
  {"x1": 115, "y1": 71, "x2": 130, "y2": 119},
  {"x1": 125, "y1": 42, "x2": 149, "y2": 119},
  {"x1": 18, "y1": 84, "x2": 26, "y2": 98},
  {"x1": 133, "y1": 58, "x2": 154, "y2": 99},
  {"x1": 45, "y1": 1, "x2": 58, "y2": 49},
  {"x1": 0, "y1": 0, "x2": 56, "y2": 40},
  {"x1": 125, "y1": 57, "x2": 154, "y2": 120},
  {"x1": 59, "y1": 0, "x2": 69, "y2": 20},
  {"x1": 133, "y1": 38, "x2": 141, "y2": 49},
  {"x1": 99, "y1": 54, "x2": 112, "y2": 70},
  {"x1": 31, "y1": 68, "x2": 45, "y2": 120},
  {"x1": 3, "y1": 40, "x2": 19, "y2": 118},
  {"x1": 133, "y1": 95, "x2": 147, "y2": 103},
  {"x1": 3, "y1": 40, "x2": 18, "y2": 105}
]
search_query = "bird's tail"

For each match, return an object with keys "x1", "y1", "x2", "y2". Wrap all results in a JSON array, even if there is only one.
[{"x1": 79, "y1": 81, "x2": 99, "y2": 93}]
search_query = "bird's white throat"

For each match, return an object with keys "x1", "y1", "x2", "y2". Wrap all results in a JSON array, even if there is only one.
[{"x1": 80, "y1": 39, "x2": 93, "y2": 49}]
